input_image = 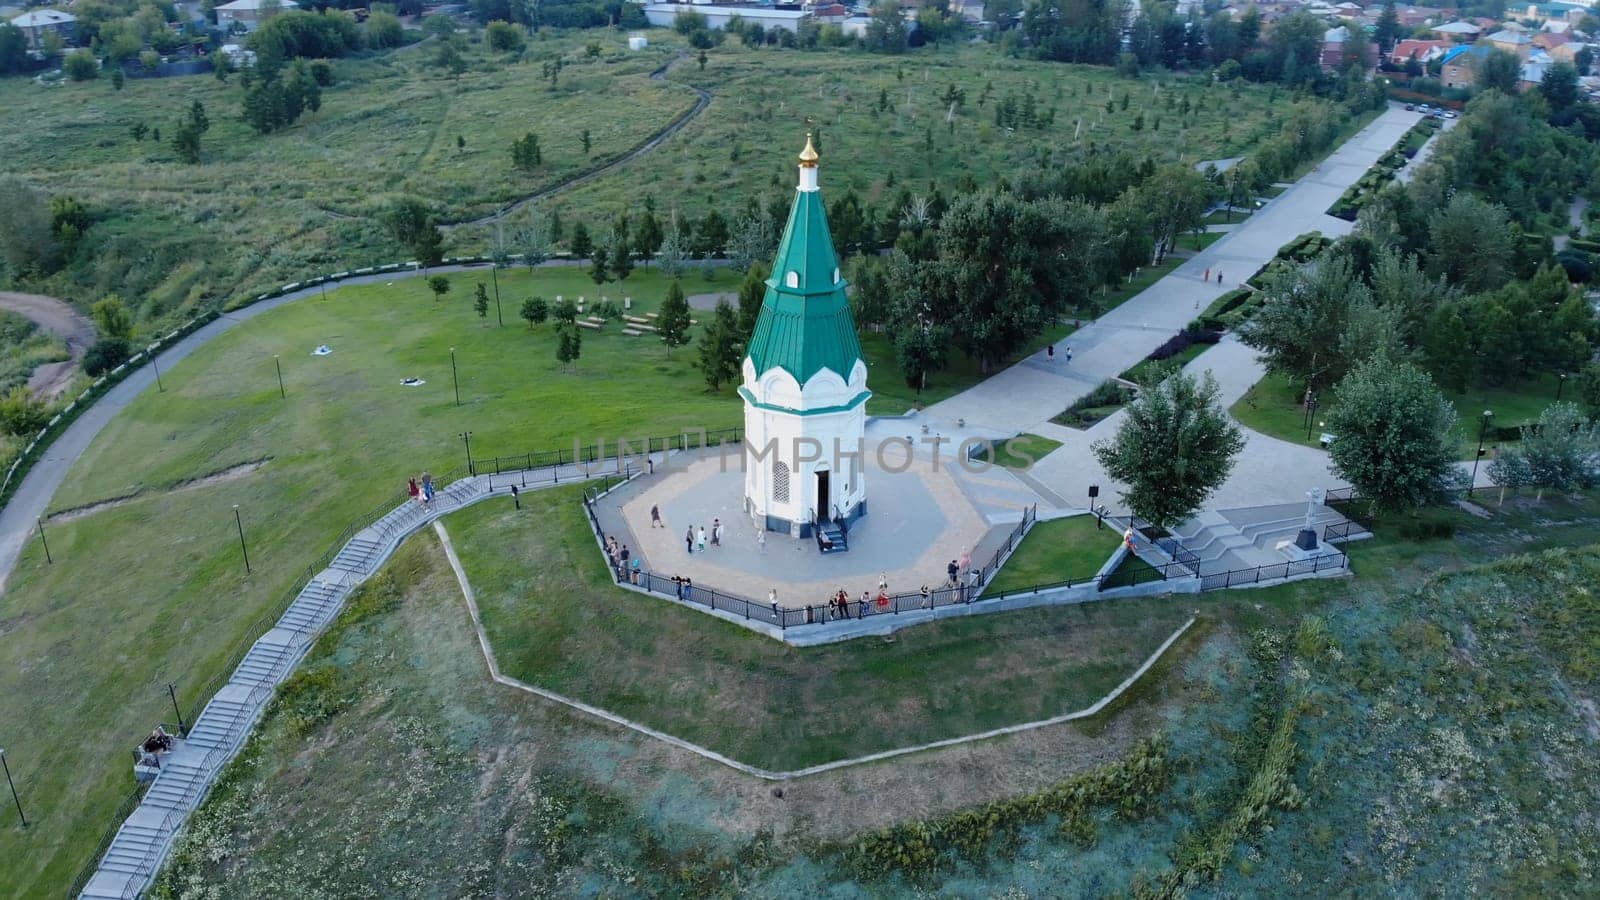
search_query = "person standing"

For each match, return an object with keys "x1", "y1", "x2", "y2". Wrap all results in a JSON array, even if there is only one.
[
  {"x1": 1203, "y1": 266, "x2": 1210, "y2": 282},
  {"x1": 685, "y1": 526, "x2": 694, "y2": 554},
  {"x1": 711, "y1": 518, "x2": 722, "y2": 547},
  {"x1": 757, "y1": 529, "x2": 766, "y2": 553},
  {"x1": 408, "y1": 478, "x2": 420, "y2": 503},
  {"x1": 650, "y1": 504, "x2": 663, "y2": 528},
  {"x1": 920, "y1": 584, "x2": 932, "y2": 609},
  {"x1": 947, "y1": 559, "x2": 959, "y2": 584},
  {"x1": 1046, "y1": 344, "x2": 1054, "y2": 363},
  {"x1": 1216, "y1": 270, "x2": 1224, "y2": 284},
  {"x1": 697, "y1": 525, "x2": 707, "y2": 552}
]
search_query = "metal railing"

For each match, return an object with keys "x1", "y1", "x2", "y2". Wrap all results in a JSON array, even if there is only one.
[
  {"x1": 1198, "y1": 552, "x2": 1348, "y2": 590},
  {"x1": 478, "y1": 426, "x2": 742, "y2": 477}
]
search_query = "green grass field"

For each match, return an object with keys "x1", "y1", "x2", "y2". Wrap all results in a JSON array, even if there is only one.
[
  {"x1": 982, "y1": 515, "x2": 1119, "y2": 595},
  {"x1": 0, "y1": 31, "x2": 1335, "y2": 332},
  {"x1": 1230, "y1": 370, "x2": 1569, "y2": 456},
  {"x1": 450, "y1": 486, "x2": 1187, "y2": 771}
]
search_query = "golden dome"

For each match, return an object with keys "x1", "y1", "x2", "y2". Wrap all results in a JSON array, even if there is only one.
[{"x1": 798, "y1": 132, "x2": 819, "y2": 167}]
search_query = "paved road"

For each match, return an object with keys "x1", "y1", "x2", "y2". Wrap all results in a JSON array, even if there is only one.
[
  {"x1": 918, "y1": 104, "x2": 1425, "y2": 439},
  {"x1": 0, "y1": 290, "x2": 96, "y2": 401}
]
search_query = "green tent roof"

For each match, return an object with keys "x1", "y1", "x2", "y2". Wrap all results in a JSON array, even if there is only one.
[{"x1": 744, "y1": 186, "x2": 865, "y2": 390}]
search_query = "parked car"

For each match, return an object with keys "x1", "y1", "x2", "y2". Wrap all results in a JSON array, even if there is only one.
[
  {"x1": 1443, "y1": 110, "x2": 1457, "y2": 119},
  {"x1": 1404, "y1": 103, "x2": 1415, "y2": 111}
]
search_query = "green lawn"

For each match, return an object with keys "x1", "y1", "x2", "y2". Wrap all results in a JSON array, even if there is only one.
[
  {"x1": 1204, "y1": 208, "x2": 1248, "y2": 226},
  {"x1": 1175, "y1": 231, "x2": 1225, "y2": 252},
  {"x1": 1119, "y1": 340, "x2": 1213, "y2": 384},
  {"x1": 990, "y1": 432, "x2": 1063, "y2": 469},
  {"x1": 0, "y1": 266, "x2": 749, "y2": 897},
  {"x1": 449, "y1": 487, "x2": 1190, "y2": 771},
  {"x1": 982, "y1": 515, "x2": 1120, "y2": 595},
  {"x1": 861, "y1": 319, "x2": 1078, "y2": 415},
  {"x1": 1231, "y1": 370, "x2": 1571, "y2": 457}
]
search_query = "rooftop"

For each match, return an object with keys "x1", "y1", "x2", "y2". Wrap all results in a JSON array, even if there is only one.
[{"x1": 9, "y1": 8, "x2": 75, "y2": 25}]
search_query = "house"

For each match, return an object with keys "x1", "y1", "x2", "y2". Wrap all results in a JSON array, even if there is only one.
[
  {"x1": 1519, "y1": 60, "x2": 1549, "y2": 88},
  {"x1": 1397, "y1": 5, "x2": 1443, "y2": 27},
  {"x1": 1431, "y1": 20, "x2": 1482, "y2": 41},
  {"x1": 8, "y1": 8, "x2": 77, "y2": 50},
  {"x1": 641, "y1": 3, "x2": 810, "y2": 32},
  {"x1": 1550, "y1": 40, "x2": 1593, "y2": 64},
  {"x1": 1533, "y1": 31, "x2": 1572, "y2": 50},
  {"x1": 1486, "y1": 28, "x2": 1535, "y2": 58},
  {"x1": 1440, "y1": 43, "x2": 1495, "y2": 86},
  {"x1": 1321, "y1": 24, "x2": 1376, "y2": 69},
  {"x1": 1390, "y1": 37, "x2": 1450, "y2": 64},
  {"x1": 214, "y1": 0, "x2": 298, "y2": 33}
]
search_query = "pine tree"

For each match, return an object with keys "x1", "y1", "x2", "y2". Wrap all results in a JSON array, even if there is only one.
[
  {"x1": 609, "y1": 229, "x2": 634, "y2": 281},
  {"x1": 555, "y1": 322, "x2": 582, "y2": 372},
  {"x1": 657, "y1": 280, "x2": 692, "y2": 356},
  {"x1": 570, "y1": 222, "x2": 592, "y2": 259},
  {"x1": 697, "y1": 299, "x2": 742, "y2": 391},
  {"x1": 474, "y1": 283, "x2": 490, "y2": 320},
  {"x1": 736, "y1": 263, "x2": 767, "y2": 341},
  {"x1": 588, "y1": 251, "x2": 609, "y2": 285}
]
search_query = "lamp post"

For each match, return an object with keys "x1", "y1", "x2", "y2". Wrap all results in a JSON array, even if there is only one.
[
  {"x1": 1470, "y1": 409, "x2": 1493, "y2": 496},
  {"x1": 490, "y1": 264, "x2": 504, "y2": 326},
  {"x1": 461, "y1": 430, "x2": 474, "y2": 476},
  {"x1": 167, "y1": 683, "x2": 187, "y2": 736},
  {"x1": 233, "y1": 504, "x2": 251, "y2": 575},
  {"x1": 273, "y1": 355, "x2": 285, "y2": 399},
  {"x1": 35, "y1": 517, "x2": 50, "y2": 565},
  {"x1": 1304, "y1": 392, "x2": 1320, "y2": 443},
  {"x1": 450, "y1": 347, "x2": 460, "y2": 407},
  {"x1": 1557, "y1": 373, "x2": 1568, "y2": 402},
  {"x1": 153, "y1": 355, "x2": 164, "y2": 393},
  {"x1": 0, "y1": 748, "x2": 26, "y2": 827}
]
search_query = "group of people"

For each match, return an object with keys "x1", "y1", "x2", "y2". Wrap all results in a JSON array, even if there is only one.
[
  {"x1": 604, "y1": 534, "x2": 640, "y2": 584},
  {"x1": 684, "y1": 518, "x2": 724, "y2": 554},
  {"x1": 137, "y1": 726, "x2": 176, "y2": 770},
  {"x1": 1045, "y1": 344, "x2": 1073, "y2": 363},
  {"x1": 407, "y1": 472, "x2": 436, "y2": 504}
]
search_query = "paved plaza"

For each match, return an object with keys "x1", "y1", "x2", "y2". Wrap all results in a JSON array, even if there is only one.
[{"x1": 599, "y1": 448, "x2": 1009, "y2": 608}]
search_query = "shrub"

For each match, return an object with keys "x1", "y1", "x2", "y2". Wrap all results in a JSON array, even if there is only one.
[
  {"x1": 485, "y1": 20, "x2": 526, "y2": 53},
  {"x1": 83, "y1": 337, "x2": 130, "y2": 376},
  {"x1": 0, "y1": 386, "x2": 47, "y2": 437},
  {"x1": 1397, "y1": 515, "x2": 1455, "y2": 541},
  {"x1": 63, "y1": 49, "x2": 98, "y2": 81}
]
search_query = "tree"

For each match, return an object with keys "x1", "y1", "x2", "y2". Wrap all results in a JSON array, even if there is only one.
[
  {"x1": 0, "y1": 177, "x2": 61, "y2": 276},
  {"x1": 172, "y1": 118, "x2": 203, "y2": 164},
  {"x1": 655, "y1": 222, "x2": 688, "y2": 277},
  {"x1": 697, "y1": 299, "x2": 741, "y2": 390},
  {"x1": 608, "y1": 228, "x2": 633, "y2": 281},
  {"x1": 511, "y1": 132, "x2": 542, "y2": 171},
  {"x1": 552, "y1": 298, "x2": 578, "y2": 324},
  {"x1": 131, "y1": 122, "x2": 148, "y2": 142},
  {"x1": 555, "y1": 322, "x2": 582, "y2": 372},
  {"x1": 1374, "y1": 0, "x2": 1401, "y2": 53},
  {"x1": 633, "y1": 211, "x2": 664, "y2": 262},
  {"x1": 518, "y1": 213, "x2": 551, "y2": 272},
  {"x1": 1490, "y1": 402, "x2": 1600, "y2": 501},
  {"x1": 580, "y1": 128, "x2": 592, "y2": 156},
  {"x1": 1091, "y1": 371, "x2": 1245, "y2": 529},
  {"x1": 1426, "y1": 193, "x2": 1513, "y2": 293},
  {"x1": 728, "y1": 208, "x2": 776, "y2": 272},
  {"x1": 735, "y1": 263, "x2": 767, "y2": 341},
  {"x1": 0, "y1": 387, "x2": 47, "y2": 437},
  {"x1": 1134, "y1": 166, "x2": 1211, "y2": 262},
  {"x1": 111, "y1": 67, "x2": 125, "y2": 91},
  {"x1": 0, "y1": 23, "x2": 26, "y2": 76},
  {"x1": 570, "y1": 222, "x2": 592, "y2": 260},
  {"x1": 1539, "y1": 62, "x2": 1581, "y2": 115},
  {"x1": 657, "y1": 279, "x2": 692, "y2": 355},
  {"x1": 367, "y1": 11, "x2": 404, "y2": 48},
  {"x1": 427, "y1": 274, "x2": 451, "y2": 301},
  {"x1": 384, "y1": 198, "x2": 444, "y2": 267},
  {"x1": 1326, "y1": 356, "x2": 1460, "y2": 514},
  {"x1": 1240, "y1": 257, "x2": 1374, "y2": 391},
  {"x1": 91, "y1": 295, "x2": 134, "y2": 340},
  {"x1": 588, "y1": 250, "x2": 609, "y2": 285},
  {"x1": 473, "y1": 282, "x2": 490, "y2": 320},
  {"x1": 1476, "y1": 49, "x2": 1522, "y2": 94},
  {"x1": 435, "y1": 38, "x2": 468, "y2": 77},
  {"x1": 865, "y1": 0, "x2": 908, "y2": 54},
  {"x1": 519, "y1": 296, "x2": 548, "y2": 328},
  {"x1": 83, "y1": 338, "x2": 131, "y2": 376},
  {"x1": 693, "y1": 210, "x2": 729, "y2": 258},
  {"x1": 64, "y1": 50, "x2": 99, "y2": 81},
  {"x1": 485, "y1": 20, "x2": 526, "y2": 53}
]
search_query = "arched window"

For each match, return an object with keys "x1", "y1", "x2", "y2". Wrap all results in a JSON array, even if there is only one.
[
  {"x1": 773, "y1": 460, "x2": 791, "y2": 504},
  {"x1": 785, "y1": 271, "x2": 800, "y2": 289},
  {"x1": 833, "y1": 267, "x2": 841, "y2": 283}
]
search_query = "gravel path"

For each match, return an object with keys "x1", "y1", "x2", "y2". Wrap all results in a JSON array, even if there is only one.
[{"x1": 0, "y1": 290, "x2": 96, "y2": 401}]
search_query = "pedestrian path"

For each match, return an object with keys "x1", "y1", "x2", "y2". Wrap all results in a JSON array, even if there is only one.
[{"x1": 78, "y1": 459, "x2": 642, "y2": 900}]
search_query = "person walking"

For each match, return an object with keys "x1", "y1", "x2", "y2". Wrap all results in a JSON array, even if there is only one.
[
  {"x1": 685, "y1": 527, "x2": 694, "y2": 554},
  {"x1": 407, "y1": 478, "x2": 420, "y2": 503},
  {"x1": 1046, "y1": 344, "x2": 1055, "y2": 363},
  {"x1": 650, "y1": 504, "x2": 663, "y2": 528},
  {"x1": 947, "y1": 559, "x2": 959, "y2": 584},
  {"x1": 711, "y1": 518, "x2": 722, "y2": 547},
  {"x1": 1203, "y1": 266, "x2": 1210, "y2": 282},
  {"x1": 1216, "y1": 270, "x2": 1224, "y2": 284},
  {"x1": 878, "y1": 572, "x2": 888, "y2": 592},
  {"x1": 697, "y1": 526, "x2": 707, "y2": 552},
  {"x1": 1064, "y1": 346, "x2": 1073, "y2": 362},
  {"x1": 757, "y1": 529, "x2": 766, "y2": 553}
]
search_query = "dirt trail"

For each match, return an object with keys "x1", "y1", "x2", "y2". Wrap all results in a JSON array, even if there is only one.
[{"x1": 0, "y1": 290, "x2": 95, "y2": 401}]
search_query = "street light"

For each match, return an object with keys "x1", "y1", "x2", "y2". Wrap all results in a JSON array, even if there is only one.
[
  {"x1": 461, "y1": 430, "x2": 474, "y2": 476},
  {"x1": 1304, "y1": 392, "x2": 1320, "y2": 443},
  {"x1": 450, "y1": 347, "x2": 460, "y2": 407},
  {"x1": 273, "y1": 355, "x2": 285, "y2": 399},
  {"x1": 35, "y1": 517, "x2": 50, "y2": 565},
  {"x1": 490, "y1": 264, "x2": 504, "y2": 326},
  {"x1": 1557, "y1": 373, "x2": 1568, "y2": 403},
  {"x1": 233, "y1": 504, "x2": 252, "y2": 575},
  {"x1": 167, "y1": 683, "x2": 187, "y2": 736},
  {"x1": 1470, "y1": 409, "x2": 1493, "y2": 496},
  {"x1": 0, "y1": 748, "x2": 26, "y2": 827},
  {"x1": 153, "y1": 355, "x2": 164, "y2": 393}
]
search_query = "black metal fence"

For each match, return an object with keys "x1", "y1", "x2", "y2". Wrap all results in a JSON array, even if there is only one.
[
  {"x1": 1198, "y1": 552, "x2": 1348, "y2": 590},
  {"x1": 477, "y1": 426, "x2": 742, "y2": 476}
]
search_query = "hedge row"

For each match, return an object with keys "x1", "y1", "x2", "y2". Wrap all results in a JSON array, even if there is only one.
[{"x1": 1327, "y1": 118, "x2": 1441, "y2": 221}]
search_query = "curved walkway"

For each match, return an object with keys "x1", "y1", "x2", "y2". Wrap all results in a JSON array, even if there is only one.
[
  {"x1": 0, "y1": 290, "x2": 96, "y2": 400},
  {"x1": 449, "y1": 55, "x2": 711, "y2": 228}
]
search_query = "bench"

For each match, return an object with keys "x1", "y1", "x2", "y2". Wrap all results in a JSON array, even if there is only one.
[{"x1": 576, "y1": 320, "x2": 603, "y2": 331}]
